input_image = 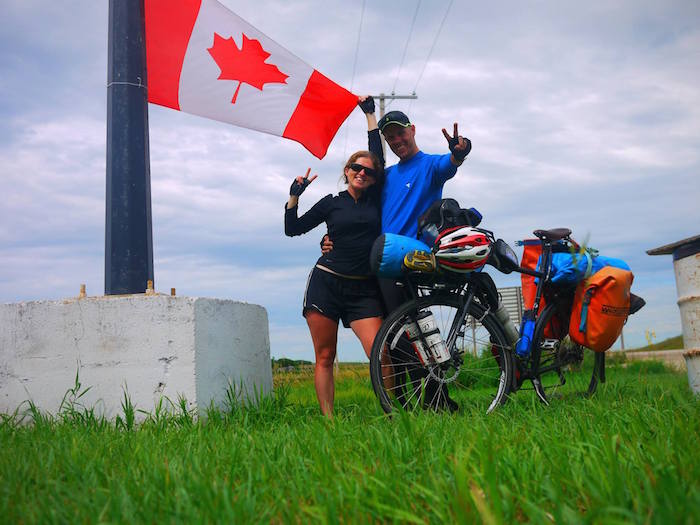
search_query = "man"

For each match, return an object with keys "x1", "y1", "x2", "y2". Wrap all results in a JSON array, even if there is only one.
[
  {"x1": 352, "y1": 97, "x2": 471, "y2": 307},
  {"x1": 373, "y1": 108, "x2": 471, "y2": 241},
  {"x1": 325, "y1": 97, "x2": 472, "y2": 410}
]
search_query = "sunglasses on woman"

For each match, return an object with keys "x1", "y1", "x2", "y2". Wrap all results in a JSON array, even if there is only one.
[{"x1": 348, "y1": 163, "x2": 377, "y2": 178}]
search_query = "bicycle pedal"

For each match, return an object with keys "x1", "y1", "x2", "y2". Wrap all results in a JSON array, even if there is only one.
[
  {"x1": 403, "y1": 250, "x2": 436, "y2": 272},
  {"x1": 540, "y1": 339, "x2": 558, "y2": 350}
]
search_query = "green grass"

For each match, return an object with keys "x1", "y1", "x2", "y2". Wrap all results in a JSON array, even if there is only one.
[
  {"x1": 627, "y1": 334, "x2": 684, "y2": 352},
  {"x1": 1, "y1": 362, "x2": 698, "y2": 523}
]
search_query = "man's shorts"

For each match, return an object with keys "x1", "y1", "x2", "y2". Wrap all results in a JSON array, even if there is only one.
[
  {"x1": 378, "y1": 277, "x2": 412, "y2": 313},
  {"x1": 303, "y1": 267, "x2": 385, "y2": 328}
]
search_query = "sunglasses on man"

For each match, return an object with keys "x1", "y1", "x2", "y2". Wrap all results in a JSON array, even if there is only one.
[{"x1": 348, "y1": 163, "x2": 377, "y2": 178}]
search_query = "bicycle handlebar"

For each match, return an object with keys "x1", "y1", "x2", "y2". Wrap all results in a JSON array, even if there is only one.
[{"x1": 512, "y1": 265, "x2": 544, "y2": 279}]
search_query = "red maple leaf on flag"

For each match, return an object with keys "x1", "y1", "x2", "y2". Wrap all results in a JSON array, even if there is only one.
[{"x1": 207, "y1": 32, "x2": 289, "y2": 104}]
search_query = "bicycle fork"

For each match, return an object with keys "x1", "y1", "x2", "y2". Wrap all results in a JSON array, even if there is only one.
[{"x1": 445, "y1": 288, "x2": 476, "y2": 364}]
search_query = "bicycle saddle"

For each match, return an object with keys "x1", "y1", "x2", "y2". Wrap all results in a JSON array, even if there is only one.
[{"x1": 533, "y1": 228, "x2": 571, "y2": 242}]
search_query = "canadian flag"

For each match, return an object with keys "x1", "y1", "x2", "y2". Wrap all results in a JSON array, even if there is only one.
[{"x1": 144, "y1": 0, "x2": 358, "y2": 159}]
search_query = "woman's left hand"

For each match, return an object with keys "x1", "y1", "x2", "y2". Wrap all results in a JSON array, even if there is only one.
[{"x1": 358, "y1": 95, "x2": 375, "y2": 114}]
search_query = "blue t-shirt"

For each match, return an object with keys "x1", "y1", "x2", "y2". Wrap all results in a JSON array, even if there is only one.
[{"x1": 381, "y1": 151, "x2": 457, "y2": 237}]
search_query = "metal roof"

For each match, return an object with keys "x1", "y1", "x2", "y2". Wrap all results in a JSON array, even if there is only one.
[{"x1": 647, "y1": 234, "x2": 700, "y2": 260}]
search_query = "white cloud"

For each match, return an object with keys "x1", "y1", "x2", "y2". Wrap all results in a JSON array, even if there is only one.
[{"x1": 1, "y1": 0, "x2": 698, "y2": 362}]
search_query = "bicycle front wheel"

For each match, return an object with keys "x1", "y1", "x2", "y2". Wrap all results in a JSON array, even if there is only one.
[{"x1": 369, "y1": 294, "x2": 512, "y2": 414}]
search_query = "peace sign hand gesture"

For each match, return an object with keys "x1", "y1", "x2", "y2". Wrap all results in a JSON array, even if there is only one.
[
  {"x1": 442, "y1": 123, "x2": 472, "y2": 163},
  {"x1": 290, "y1": 168, "x2": 318, "y2": 197}
]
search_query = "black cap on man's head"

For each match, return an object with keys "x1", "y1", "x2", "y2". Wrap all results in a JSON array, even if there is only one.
[{"x1": 378, "y1": 111, "x2": 411, "y2": 133}]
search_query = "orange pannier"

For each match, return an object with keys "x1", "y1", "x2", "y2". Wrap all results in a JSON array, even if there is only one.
[
  {"x1": 520, "y1": 239, "x2": 541, "y2": 311},
  {"x1": 520, "y1": 240, "x2": 561, "y2": 338},
  {"x1": 569, "y1": 266, "x2": 633, "y2": 352},
  {"x1": 520, "y1": 239, "x2": 571, "y2": 340}
]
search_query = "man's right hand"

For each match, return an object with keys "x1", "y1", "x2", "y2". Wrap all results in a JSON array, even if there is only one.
[
  {"x1": 442, "y1": 123, "x2": 471, "y2": 163},
  {"x1": 321, "y1": 234, "x2": 334, "y2": 255}
]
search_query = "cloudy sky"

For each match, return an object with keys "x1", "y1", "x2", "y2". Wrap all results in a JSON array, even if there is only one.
[{"x1": 1, "y1": 1, "x2": 698, "y2": 361}]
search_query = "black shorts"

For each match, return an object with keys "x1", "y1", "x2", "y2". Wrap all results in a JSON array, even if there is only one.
[
  {"x1": 303, "y1": 267, "x2": 384, "y2": 328},
  {"x1": 378, "y1": 277, "x2": 411, "y2": 313}
]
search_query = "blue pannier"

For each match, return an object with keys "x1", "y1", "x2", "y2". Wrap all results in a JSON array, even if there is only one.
[
  {"x1": 369, "y1": 233, "x2": 431, "y2": 278},
  {"x1": 541, "y1": 252, "x2": 631, "y2": 285}
]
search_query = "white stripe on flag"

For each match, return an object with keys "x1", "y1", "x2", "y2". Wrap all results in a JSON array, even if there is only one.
[{"x1": 178, "y1": 0, "x2": 313, "y2": 135}]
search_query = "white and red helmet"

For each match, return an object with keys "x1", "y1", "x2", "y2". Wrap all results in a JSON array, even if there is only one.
[{"x1": 434, "y1": 226, "x2": 492, "y2": 272}]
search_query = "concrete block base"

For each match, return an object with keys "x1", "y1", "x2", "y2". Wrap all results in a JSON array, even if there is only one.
[{"x1": 0, "y1": 295, "x2": 272, "y2": 419}]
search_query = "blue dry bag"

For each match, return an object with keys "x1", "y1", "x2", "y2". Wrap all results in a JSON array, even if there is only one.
[
  {"x1": 539, "y1": 252, "x2": 631, "y2": 286},
  {"x1": 369, "y1": 233, "x2": 431, "y2": 278}
]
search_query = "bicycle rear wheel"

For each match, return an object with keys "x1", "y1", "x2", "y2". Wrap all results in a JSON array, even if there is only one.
[
  {"x1": 369, "y1": 294, "x2": 512, "y2": 414},
  {"x1": 529, "y1": 303, "x2": 606, "y2": 404}
]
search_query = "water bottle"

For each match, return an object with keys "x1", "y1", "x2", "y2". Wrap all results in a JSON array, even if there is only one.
[
  {"x1": 494, "y1": 301, "x2": 519, "y2": 346},
  {"x1": 416, "y1": 311, "x2": 451, "y2": 363},
  {"x1": 404, "y1": 311, "x2": 450, "y2": 364},
  {"x1": 403, "y1": 320, "x2": 431, "y2": 364},
  {"x1": 516, "y1": 310, "x2": 536, "y2": 358}
]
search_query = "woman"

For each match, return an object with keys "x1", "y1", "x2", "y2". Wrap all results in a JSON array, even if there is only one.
[{"x1": 284, "y1": 147, "x2": 383, "y2": 416}]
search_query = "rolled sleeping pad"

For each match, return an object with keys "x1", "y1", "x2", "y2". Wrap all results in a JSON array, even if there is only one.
[
  {"x1": 370, "y1": 233, "x2": 432, "y2": 278},
  {"x1": 543, "y1": 252, "x2": 631, "y2": 285}
]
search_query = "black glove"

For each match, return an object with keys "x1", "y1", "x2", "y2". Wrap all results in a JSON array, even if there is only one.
[
  {"x1": 358, "y1": 96, "x2": 375, "y2": 114},
  {"x1": 290, "y1": 178, "x2": 311, "y2": 196},
  {"x1": 447, "y1": 135, "x2": 472, "y2": 162}
]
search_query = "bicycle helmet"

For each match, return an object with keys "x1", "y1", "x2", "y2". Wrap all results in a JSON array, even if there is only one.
[{"x1": 434, "y1": 226, "x2": 492, "y2": 272}]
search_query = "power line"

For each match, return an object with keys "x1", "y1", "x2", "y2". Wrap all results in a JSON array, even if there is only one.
[
  {"x1": 409, "y1": 0, "x2": 454, "y2": 112},
  {"x1": 391, "y1": 0, "x2": 421, "y2": 95},
  {"x1": 343, "y1": 0, "x2": 366, "y2": 160},
  {"x1": 349, "y1": 0, "x2": 366, "y2": 93}
]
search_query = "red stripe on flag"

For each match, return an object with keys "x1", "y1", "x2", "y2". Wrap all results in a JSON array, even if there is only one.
[
  {"x1": 145, "y1": 0, "x2": 202, "y2": 110},
  {"x1": 283, "y1": 71, "x2": 357, "y2": 159}
]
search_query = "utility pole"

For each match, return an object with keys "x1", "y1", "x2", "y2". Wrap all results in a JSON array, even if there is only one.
[
  {"x1": 105, "y1": 0, "x2": 154, "y2": 295},
  {"x1": 373, "y1": 92, "x2": 417, "y2": 157}
]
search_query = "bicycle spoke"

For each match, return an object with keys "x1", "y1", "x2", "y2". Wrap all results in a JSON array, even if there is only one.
[{"x1": 399, "y1": 378, "x2": 423, "y2": 408}]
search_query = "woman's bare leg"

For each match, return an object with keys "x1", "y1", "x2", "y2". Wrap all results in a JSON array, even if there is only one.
[
  {"x1": 305, "y1": 311, "x2": 339, "y2": 416},
  {"x1": 350, "y1": 317, "x2": 396, "y2": 392},
  {"x1": 350, "y1": 317, "x2": 394, "y2": 391},
  {"x1": 349, "y1": 317, "x2": 383, "y2": 359}
]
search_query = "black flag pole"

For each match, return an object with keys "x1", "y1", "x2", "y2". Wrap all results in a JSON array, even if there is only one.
[{"x1": 105, "y1": 0, "x2": 153, "y2": 295}]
